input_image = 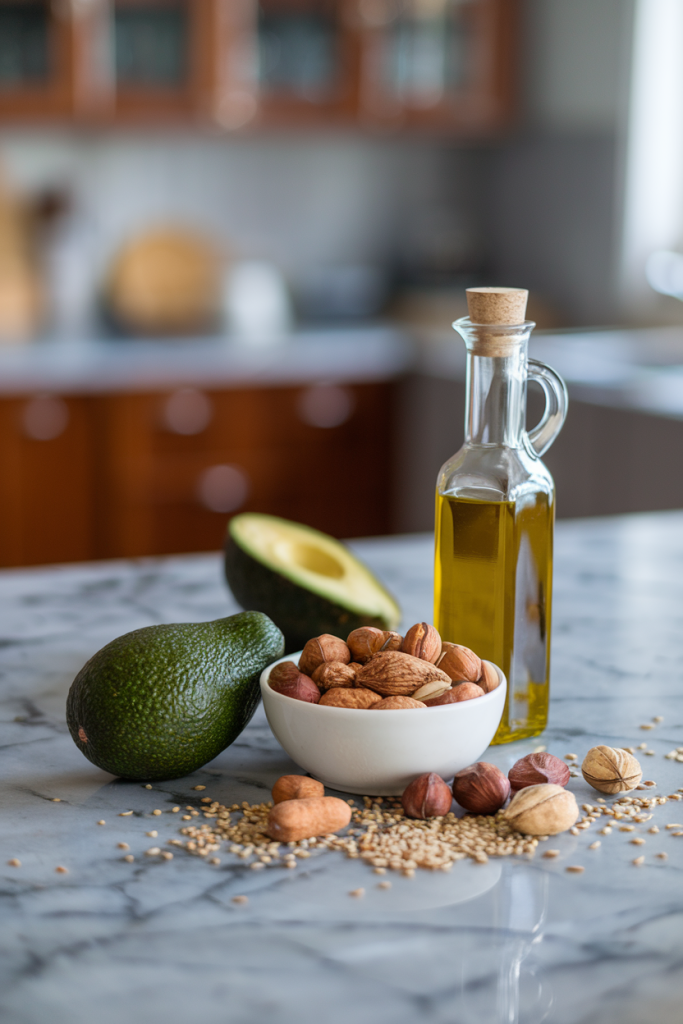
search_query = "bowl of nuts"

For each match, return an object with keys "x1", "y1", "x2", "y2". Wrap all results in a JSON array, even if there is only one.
[{"x1": 260, "y1": 623, "x2": 507, "y2": 795}]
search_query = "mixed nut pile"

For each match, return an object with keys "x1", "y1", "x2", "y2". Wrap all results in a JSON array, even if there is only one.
[{"x1": 268, "y1": 623, "x2": 498, "y2": 709}]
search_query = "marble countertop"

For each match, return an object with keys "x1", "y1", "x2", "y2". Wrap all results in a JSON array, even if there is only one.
[
  {"x1": 0, "y1": 326, "x2": 412, "y2": 395},
  {"x1": 3, "y1": 512, "x2": 683, "y2": 1024}
]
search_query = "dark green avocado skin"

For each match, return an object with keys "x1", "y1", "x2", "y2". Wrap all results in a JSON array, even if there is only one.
[
  {"x1": 66, "y1": 611, "x2": 284, "y2": 781},
  {"x1": 224, "y1": 539, "x2": 389, "y2": 653}
]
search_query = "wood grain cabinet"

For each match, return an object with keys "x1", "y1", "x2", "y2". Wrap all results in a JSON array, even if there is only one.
[{"x1": 0, "y1": 381, "x2": 394, "y2": 567}]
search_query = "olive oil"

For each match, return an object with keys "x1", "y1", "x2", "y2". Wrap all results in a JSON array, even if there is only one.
[{"x1": 434, "y1": 492, "x2": 553, "y2": 743}]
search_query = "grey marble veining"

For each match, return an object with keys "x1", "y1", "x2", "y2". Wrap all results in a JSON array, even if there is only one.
[{"x1": 3, "y1": 514, "x2": 683, "y2": 1023}]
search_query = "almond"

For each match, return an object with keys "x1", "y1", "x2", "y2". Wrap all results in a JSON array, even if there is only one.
[
  {"x1": 318, "y1": 687, "x2": 382, "y2": 709},
  {"x1": 357, "y1": 650, "x2": 451, "y2": 697},
  {"x1": 436, "y1": 643, "x2": 482, "y2": 683},
  {"x1": 272, "y1": 776, "x2": 325, "y2": 804},
  {"x1": 372, "y1": 696, "x2": 426, "y2": 710},
  {"x1": 266, "y1": 796, "x2": 351, "y2": 842},
  {"x1": 401, "y1": 622, "x2": 442, "y2": 663}
]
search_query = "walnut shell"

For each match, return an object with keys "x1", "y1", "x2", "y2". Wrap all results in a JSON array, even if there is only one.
[
  {"x1": 319, "y1": 687, "x2": 382, "y2": 709},
  {"x1": 372, "y1": 696, "x2": 426, "y2": 710},
  {"x1": 503, "y1": 784, "x2": 579, "y2": 835},
  {"x1": 299, "y1": 634, "x2": 350, "y2": 676},
  {"x1": 401, "y1": 622, "x2": 442, "y2": 663},
  {"x1": 508, "y1": 752, "x2": 570, "y2": 791},
  {"x1": 272, "y1": 776, "x2": 325, "y2": 804},
  {"x1": 581, "y1": 746, "x2": 643, "y2": 794},
  {"x1": 346, "y1": 627, "x2": 402, "y2": 664},
  {"x1": 401, "y1": 773, "x2": 452, "y2": 818},
  {"x1": 311, "y1": 661, "x2": 356, "y2": 691},
  {"x1": 357, "y1": 650, "x2": 452, "y2": 697},
  {"x1": 451, "y1": 762, "x2": 510, "y2": 814},
  {"x1": 436, "y1": 643, "x2": 482, "y2": 683}
]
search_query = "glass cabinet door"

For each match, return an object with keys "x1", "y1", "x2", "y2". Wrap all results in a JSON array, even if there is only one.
[{"x1": 0, "y1": 1, "x2": 73, "y2": 117}]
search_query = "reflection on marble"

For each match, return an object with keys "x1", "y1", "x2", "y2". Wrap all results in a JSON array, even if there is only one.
[{"x1": 3, "y1": 513, "x2": 683, "y2": 1023}]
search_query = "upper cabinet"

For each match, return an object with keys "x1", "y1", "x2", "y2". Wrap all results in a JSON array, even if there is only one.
[{"x1": 0, "y1": 0, "x2": 517, "y2": 134}]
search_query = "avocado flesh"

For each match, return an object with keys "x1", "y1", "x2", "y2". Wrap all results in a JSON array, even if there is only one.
[
  {"x1": 66, "y1": 611, "x2": 284, "y2": 781},
  {"x1": 224, "y1": 514, "x2": 401, "y2": 652}
]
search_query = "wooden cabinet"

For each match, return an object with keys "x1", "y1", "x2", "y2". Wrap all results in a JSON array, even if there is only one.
[
  {"x1": 0, "y1": 380, "x2": 394, "y2": 567},
  {"x1": 0, "y1": 0, "x2": 517, "y2": 135}
]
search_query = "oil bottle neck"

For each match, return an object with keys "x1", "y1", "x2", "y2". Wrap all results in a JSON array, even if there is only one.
[{"x1": 464, "y1": 344, "x2": 528, "y2": 447}]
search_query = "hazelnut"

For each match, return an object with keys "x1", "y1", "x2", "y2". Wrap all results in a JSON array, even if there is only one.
[
  {"x1": 436, "y1": 643, "x2": 482, "y2": 683},
  {"x1": 357, "y1": 651, "x2": 451, "y2": 697},
  {"x1": 508, "y1": 752, "x2": 570, "y2": 791},
  {"x1": 451, "y1": 762, "x2": 510, "y2": 814},
  {"x1": 347, "y1": 627, "x2": 402, "y2": 664},
  {"x1": 269, "y1": 663, "x2": 320, "y2": 703},
  {"x1": 581, "y1": 746, "x2": 643, "y2": 794},
  {"x1": 401, "y1": 773, "x2": 452, "y2": 819},
  {"x1": 311, "y1": 661, "x2": 356, "y2": 691},
  {"x1": 477, "y1": 660, "x2": 500, "y2": 693},
  {"x1": 401, "y1": 622, "x2": 442, "y2": 663},
  {"x1": 411, "y1": 679, "x2": 452, "y2": 702},
  {"x1": 372, "y1": 695, "x2": 425, "y2": 709},
  {"x1": 504, "y1": 784, "x2": 579, "y2": 835},
  {"x1": 318, "y1": 687, "x2": 382, "y2": 709},
  {"x1": 272, "y1": 776, "x2": 325, "y2": 804},
  {"x1": 424, "y1": 682, "x2": 485, "y2": 706},
  {"x1": 299, "y1": 634, "x2": 350, "y2": 676}
]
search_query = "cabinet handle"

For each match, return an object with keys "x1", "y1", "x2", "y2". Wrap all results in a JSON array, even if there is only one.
[
  {"x1": 297, "y1": 384, "x2": 355, "y2": 428},
  {"x1": 22, "y1": 395, "x2": 69, "y2": 441},
  {"x1": 162, "y1": 389, "x2": 213, "y2": 435},
  {"x1": 197, "y1": 464, "x2": 249, "y2": 514}
]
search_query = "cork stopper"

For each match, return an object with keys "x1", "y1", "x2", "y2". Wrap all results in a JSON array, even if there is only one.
[
  {"x1": 466, "y1": 287, "x2": 528, "y2": 325},
  {"x1": 459, "y1": 287, "x2": 531, "y2": 356}
]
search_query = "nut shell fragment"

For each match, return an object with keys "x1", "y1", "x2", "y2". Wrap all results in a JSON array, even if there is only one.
[
  {"x1": 503, "y1": 784, "x2": 579, "y2": 835},
  {"x1": 357, "y1": 650, "x2": 451, "y2": 697},
  {"x1": 581, "y1": 746, "x2": 643, "y2": 794},
  {"x1": 319, "y1": 687, "x2": 382, "y2": 709}
]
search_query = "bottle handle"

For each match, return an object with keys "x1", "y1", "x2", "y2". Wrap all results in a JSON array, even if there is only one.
[{"x1": 526, "y1": 359, "x2": 568, "y2": 457}]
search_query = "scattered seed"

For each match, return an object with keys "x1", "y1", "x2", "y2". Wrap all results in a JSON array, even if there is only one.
[
  {"x1": 637, "y1": 743, "x2": 648, "y2": 750},
  {"x1": 182, "y1": 815, "x2": 191, "y2": 821},
  {"x1": 349, "y1": 888, "x2": 365, "y2": 898},
  {"x1": 378, "y1": 881, "x2": 392, "y2": 889},
  {"x1": 161, "y1": 852, "x2": 173, "y2": 861},
  {"x1": 209, "y1": 857, "x2": 221, "y2": 865},
  {"x1": 543, "y1": 850, "x2": 560, "y2": 858},
  {"x1": 7, "y1": 859, "x2": 21, "y2": 867},
  {"x1": 144, "y1": 785, "x2": 152, "y2": 790},
  {"x1": 51, "y1": 798, "x2": 61, "y2": 802},
  {"x1": 640, "y1": 724, "x2": 654, "y2": 730},
  {"x1": 672, "y1": 832, "x2": 683, "y2": 837},
  {"x1": 145, "y1": 831, "x2": 158, "y2": 838},
  {"x1": 232, "y1": 895, "x2": 248, "y2": 904},
  {"x1": 623, "y1": 747, "x2": 635, "y2": 754},
  {"x1": 569, "y1": 827, "x2": 580, "y2": 836},
  {"x1": 565, "y1": 753, "x2": 578, "y2": 760},
  {"x1": 656, "y1": 852, "x2": 668, "y2": 860},
  {"x1": 633, "y1": 856, "x2": 645, "y2": 866},
  {"x1": 97, "y1": 820, "x2": 105, "y2": 826},
  {"x1": 649, "y1": 826, "x2": 660, "y2": 834},
  {"x1": 192, "y1": 786, "x2": 206, "y2": 791},
  {"x1": 152, "y1": 810, "x2": 162, "y2": 816},
  {"x1": 566, "y1": 865, "x2": 584, "y2": 873},
  {"x1": 645, "y1": 751, "x2": 656, "y2": 756},
  {"x1": 588, "y1": 842, "x2": 601, "y2": 850},
  {"x1": 172, "y1": 807, "x2": 180, "y2": 813},
  {"x1": 666, "y1": 824, "x2": 683, "y2": 829},
  {"x1": 55, "y1": 866, "x2": 68, "y2": 874},
  {"x1": 643, "y1": 781, "x2": 656, "y2": 788},
  {"x1": 123, "y1": 855, "x2": 134, "y2": 863},
  {"x1": 145, "y1": 848, "x2": 161, "y2": 856},
  {"x1": 654, "y1": 716, "x2": 664, "y2": 723},
  {"x1": 533, "y1": 745, "x2": 546, "y2": 753},
  {"x1": 631, "y1": 838, "x2": 645, "y2": 845},
  {"x1": 619, "y1": 826, "x2": 635, "y2": 832},
  {"x1": 373, "y1": 867, "x2": 386, "y2": 875},
  {"x1": 117, "y1": 842, "x2": 130, "y2": 850},
  {"x1": 250, "y1": 862, "x2": 265, "y2": 870},
  {"x1": 119, "y1": 811, "x2": 133, "y2": 817}
]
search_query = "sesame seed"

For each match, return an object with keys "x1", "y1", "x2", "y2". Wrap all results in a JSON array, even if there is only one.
[
  {"x1": 144, "y1": 785, "x2": 152, "y2": 790},
  {"x1": 123, "y1": 855, "x2": 134, "y2": 863},
  {"x1": 588, "y1": 842, "x2": 601, "y2": 850},
  {"x1": 146, "y1": 831, "x2": 157, "y2": 838},
  {"x1": 654, "y1": 716, "x2": 664, "y2": 723},
  {"x1": 633, "y1": 856, "x2": 645, "y2": 866},
  {"x1": 649, "y1": 826, "x2": 659, "y2": 834},
  {"x1": 172, "y1": 807, "x2": 180, "y2": 813},
  {"x1": 543, "y1": 850, "x2": 560, "y2": 858},
  {"x1": 378, "y1": 881, "x2": 392, "y2": 889},
  {"x1": 666, "y1": 824, "x2": 683, "y2": 829},
  {"x1": 51, "y1": 798, "x2": 61, "y2": 802},
  {"x1": 631, "y1": 838, "x2": 645, "y2": 845},
  {"x1": 97, "y1": 820, "x2": 105, "y2": 826},
  {"x1": 637, "y1": 743, "x2": 648, "y2": 750},
  {"x1": 656, "y1": 852, "x2": 668, "y2": 860},
  {"x1": 620, "y1": 826, "x2": 635, "y2": 832},
  {"x1": 640, "y1": 724, "x2": 654, "y2": 730},
  {"x1": 565, "y1": 753, "x2": 577, "y2": 760},
  {"x1": 182, "y1": 815, "x2": 191, "y2": 820},
  {"x1": 152, "y1": 810, "x2": 162, "y2": 816},
  {"x1": 161, "y1": 852, "x2": 173, "y2": 861},
  {"x1": 55, "y1": 866, "x2": 68, "y2": 874},
  {"x1": 232, "y1": 895, "x2": 248, "y2": 904},
  {"x1": 7, "y1": 859, "x2": 21, "y2": 867},
  {"x1": 643, "y1": 781, "x2": 656, "y2": 788},
  {"x1": 349, "y1": 888, "x2": 365, "y2": 897},
  {"x1": 145, "y1": 848, "x2": 161, "y2": 856},
  {"x1": 533, "y1": 745, "x2": 546, "y2": 753},
  {"x1": 209, "y1": 857, "x2": 221, "y2": 865},
  {"x1": 192, "y1": 786, "x2": 206, "y2": 791},
  {"x1": 250, "y1": 862, "x2": 264, "y2": 870},
  {"x1": 119, "y1": 811, "x2": 133, "y2": 816},
  {"x1": 117, "y1": 842, "x2": 130, "y2": 850},
  {"x1": 566, "y1": 866, "x2": 584, "y2": 873}
]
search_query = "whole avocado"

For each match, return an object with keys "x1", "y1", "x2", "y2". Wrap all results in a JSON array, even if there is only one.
[{"x1": 66, "y1": 611, "x2": 284, "y2": 781}]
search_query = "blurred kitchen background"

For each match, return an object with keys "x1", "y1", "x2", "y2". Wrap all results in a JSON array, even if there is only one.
[{"x1": 2, "y1": 0, "x2": 683, "y2": 568}]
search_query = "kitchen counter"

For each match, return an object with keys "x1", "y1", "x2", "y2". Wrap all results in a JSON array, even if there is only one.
[
  {"x1": 3, "y1": 511, "x2": 683, "y2": 1024},
  {"x1": 0, "y1": 326, "x2": 412, "y2": 394}
]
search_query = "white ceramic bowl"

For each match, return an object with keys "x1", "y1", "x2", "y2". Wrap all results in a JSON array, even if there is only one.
[{"x1": 260, "y1": 653, "x2": 507, "y2": 795}]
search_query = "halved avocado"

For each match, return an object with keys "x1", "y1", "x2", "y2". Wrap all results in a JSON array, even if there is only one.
[{"x1": 224, "y1": 513, "x2": 401, "y2": 652}]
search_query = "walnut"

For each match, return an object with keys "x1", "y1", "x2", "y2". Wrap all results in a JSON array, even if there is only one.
[
  {"x1": 581, "y1": 746, "x2": 643, "y2": 794},
  {"x1": 503, "y1": 784, "x2": 579, "y2": 835}
]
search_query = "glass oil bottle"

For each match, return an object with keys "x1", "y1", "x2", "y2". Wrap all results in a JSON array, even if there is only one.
[{"x1": 434, "y1": 288, "x2": 568, "y2": 743}]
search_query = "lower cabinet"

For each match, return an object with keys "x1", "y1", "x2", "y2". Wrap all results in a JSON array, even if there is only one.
[{"x1": 0, "y1": 381, "x2": 394, "y2": 567}]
